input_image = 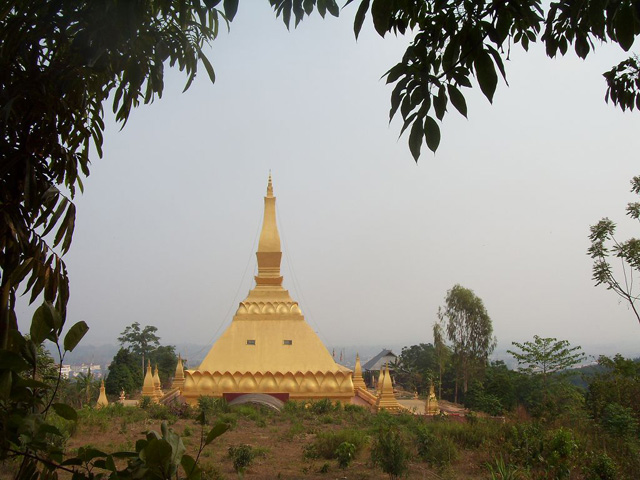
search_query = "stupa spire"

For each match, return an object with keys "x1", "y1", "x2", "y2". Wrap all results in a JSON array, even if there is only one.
[
  {"x1": 255, "y1": 173, "x2": 283, "y2": 287},
  {"x1": 352, "y1": 353, "x2": 367, "y2": 391}
]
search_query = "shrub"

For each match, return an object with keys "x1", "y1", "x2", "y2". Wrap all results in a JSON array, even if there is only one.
[
  {"x1": 335, "y1": 441, "x2": 356, "y2": 469},
  {"x1": 146, "y1": 403, "x2": 176, "y2": 422},
  {"x1": 307, "y1": 429, "x2": 369, "y2": 460},
  {"x1": 486, "y1": 455, "x2": 521, "y2": 480},
  {"x1": 370, "y1": 425, "x2": 410, "y2": 480},
  {"x1": 139, "y1": 396, "x2": 153, "y2": 409},
  {"x1": 585, "y1": 452, "x2": 618, "y2": 480},
  {"x1": 228, "y1": 444, "x2": 255, "y2": 477},
  {"x1": 601, "y1": 403, "x2": 638, "y2": 438},
  {"x1": 311, "y1": 398, "x2": 336, "y2": 414},
  {"x1": 198, "y1": 396, "x2": 229, "y2": 422},
  {"x1": 415, "y1": 425, "x2": 458, "y2": 467},
  {"x1": 506, "y1": 422, "x2": 545, "y2": 467},
  {"x1": 167, "y1": 399, "x2": 193, "y2": 419}
]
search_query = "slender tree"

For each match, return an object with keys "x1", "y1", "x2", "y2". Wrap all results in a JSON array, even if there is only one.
[
  {"x1": 438, "y1": 284, "x2": 496, "y2": 402},
  {"x1": 589, "y1": 175, "x2": 640, "y2": 325},
  {"x1": 432, "y1": 321, "x2": 450, "y2": 400}
]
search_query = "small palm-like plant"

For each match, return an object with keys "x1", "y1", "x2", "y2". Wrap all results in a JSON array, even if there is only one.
[{"x1": 487, "y1": 455, "x2": 521, "y2": 480}]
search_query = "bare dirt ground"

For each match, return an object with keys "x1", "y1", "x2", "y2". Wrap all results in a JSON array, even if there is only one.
[{"x1": 63, "y1": 410, "x2": 490, "y2": 480}]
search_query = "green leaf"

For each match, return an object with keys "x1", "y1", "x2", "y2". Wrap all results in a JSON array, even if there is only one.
[
  {"x1": 182, "y1": 454, "x2": 201, "y2": 480},
  {"x1": 354, "y1": 0, "x2": 370, "y2": 40},
  {"x1": 199, "y1": 52, "x2": 216, "y2": 84},
  {"x1": 615, "y1": 4, "x2": 635, "y2": 51},
  {"x1": 474, "y1": 50, "x2": 498, "y2": 103},
  {"x1": 52, "y1": 403, "x2": 77, "y2": 421},
  {"x1": 39, "y1": 424, "x2": 63, "y2": 437},
  {"x1": 325, "y1": 0, "x2": 339, "y2": 17},
  {"x1": 30, "y1": 305, "x2": 53, "y2": 345},
  {"x1": 574, "y1": 35, "x2": 590, "y2": 59},
  {"x1": 111, "y1": 451, "x2": 139, "y2": 458},
  {"x1": 0, "y1": 371, "x2": 12, "y2": 399},
  {"x1": 408, "y1": 119, "x2": 423, "y2": 161},
  {"x1": 15, "y1": 377, "x2": 50, "y2": 390},
  {"x1": 63, "y1": 321, "x2": 89, "y2": 352},
  {"x1": 433, "y1": 86, "x2": 448, "y2": 120},
  {"x1": 0, "y1": 350, "x2": 30, "y2": 372},
  {"x1": 105, "y1": 455, "x2": 117, "y2": 472},
  {"x1": 447, "y1": 84, "x2": 467, "y2": 118},
  {"x1": 223, "y1": 0, "x2": 239, "y2": 21},
  {"x1": 141, "y1": 439, "x2": 173, "y2": 473},
  {"x1": 205, "y1": 422, "x2": 230, "y2": 446},
  {"x1": 371, "y1": 0, "x2": 392, "y2": 37},
  {"x1": 136, "y1": 439, "x2": 148, "y2": 452},
  {"x1": 424, "y1": 116, "x2": 441, "y2": 153}
]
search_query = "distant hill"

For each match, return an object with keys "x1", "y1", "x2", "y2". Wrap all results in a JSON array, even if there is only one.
[{"x1": 47, "y1": 340, "x2": 640, "y2": 372}]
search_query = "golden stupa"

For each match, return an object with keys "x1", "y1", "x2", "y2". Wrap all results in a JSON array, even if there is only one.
[{"x1": 181, "y1": 175, "x2": 354, "y2": 403}]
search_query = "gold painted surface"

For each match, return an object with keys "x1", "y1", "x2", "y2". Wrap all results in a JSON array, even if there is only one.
[
  {"x1": 142, "y1": 361, "x2": 157, "y2": 400},
  {"x1": 425, "y1": 381, "x2": 440, "y2": 415},
  {"x1": 352, "y1": 353, "x2": 367, "y2": 391},
  {"x1": 96, "y1": 379, "x2": 109, "y2": 408},
  {"x1": 376, "y1": 364, "x2": 402, "y2": 413},
  {"x1": 183, "y1": 175, "x2": 353, "y2": 402},
  {"x1": 172, "y1": 354, "x2": 185, "y2": 390},
  {"x1": 153, "y1": 364, "x2": 163, "y2": 398}
]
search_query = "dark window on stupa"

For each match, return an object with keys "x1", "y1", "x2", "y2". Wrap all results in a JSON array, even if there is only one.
[
  {"x1": 246, "y1": 340, "x2": 256, "y2": 345},
  {"x1": 283, "y1": 340, "x2": 293, "y2": 345}
]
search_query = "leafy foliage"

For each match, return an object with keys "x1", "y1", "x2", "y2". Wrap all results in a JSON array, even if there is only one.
[
  {"x1": 0, "y1": 1, "x2": 236, "y2": 354},
  {"x1": 589, "y1": 175, "x2": 640, "y2": 324},
  {"x1": 586, "y1": 354, "x2": 640, "y2": 424},
  {"x1": 335, "y1": 441, "x2": 356, "y2": 468},
  {"x1": 118, "y1": 322, "x2": 161, "y2": 358},
  {"x1": 370, "y1": 424, "x2": 411, "y2": 480},
  {"x1": 108, "y1": 323, "x2": 177, "y2": 395},
  {"x1": 438, "y1": 284, "x2": 496, "y2": 401},
  {"x1": 394, "y1": 343, "x2": 439, "y2": 394},
  {"x1": 335, "y1": 0, "x2": 640, "y2": 158},
  {"x1": 509, "y1": 336, "x2": 584, "y2": 378}
]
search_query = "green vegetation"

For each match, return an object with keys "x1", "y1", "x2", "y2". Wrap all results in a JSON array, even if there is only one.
[
  {"x1": 590, "y1": 175, "x2": 640, "y2": 326},
  {"x1": 106, "y1": 323, "x2": 178, "y2": 396},
  {"x1": 436, "y1": 284, "x2": 496, "y2": 402}
]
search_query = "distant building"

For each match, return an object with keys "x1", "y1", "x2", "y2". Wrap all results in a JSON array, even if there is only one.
[
  {"x1": 362, "y1": 349, "x2": 397, "y2": 372},
  {"x1": 68, "y1": 363, "x2": 103, "y2": 379},
  {"x1": 59, "y1": 365, "x2": 71, "y2": 379}
]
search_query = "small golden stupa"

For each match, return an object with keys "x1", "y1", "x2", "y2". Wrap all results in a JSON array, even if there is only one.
[
  {"x1": 153, "y1": 364, "x2": 163, "y2": 398},
  {"x1": 352, "y1": 354, "x2": 367, "y2": 391},
  {"x1": 181, "y1": 175, "x2": 354, "y2": 403},
  {"x1": 171, "y1": 354, "x2": 185, "y2": 390},
  {"x1": 375, "y1": 364, "x2": 402, "y2": 413},
  {"x1": 96, "y1": 379, "x2": 109, "y2": 408},
  {"x1": 142, "y1": 360, "x2": 158, "y2": 401}
]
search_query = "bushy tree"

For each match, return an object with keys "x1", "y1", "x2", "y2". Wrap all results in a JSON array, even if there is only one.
[
  {"x1": 118, "y1": 322, "x2": 160, "y2": 359},
  {"x1": 106, "y1": 323, "x2": 177, "y2": 395},
  {"x1": 438, "y1": 284, "x2": 496, "y2": 402},
  {"x1": 148, "y1": 345, "x2": 178, "y2": 387},
  {"x1": 508, "y1": 336, "x2": 584, "y2": 404},
  {"x1": 105, "y1": 347, "x2": 143, "y2": 396},
  {"x1": 586, "y1": 354, "x2": 640, "y2": 422},
  {"x1": 394, "y1": 343, "x2": 438, "y2": 394}
]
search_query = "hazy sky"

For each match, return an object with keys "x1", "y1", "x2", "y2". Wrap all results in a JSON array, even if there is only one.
[{"x1": 17, "y1": 4, "x2": 640, "y2": 357}]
